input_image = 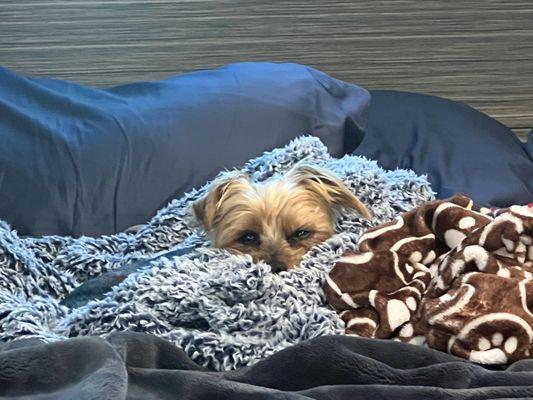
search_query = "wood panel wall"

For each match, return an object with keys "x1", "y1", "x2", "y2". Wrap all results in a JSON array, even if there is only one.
[{"x1": 1, "y1": 0, "x2": 531, "y2": 140}]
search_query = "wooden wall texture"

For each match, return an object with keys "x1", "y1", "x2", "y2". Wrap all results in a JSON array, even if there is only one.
[{"x1": 1, "y1": 0, "x2": 531, "y2": 140}]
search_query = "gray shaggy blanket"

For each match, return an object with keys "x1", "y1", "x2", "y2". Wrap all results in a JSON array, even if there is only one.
[{"x1": 0, "y1": 136, "x2": 434, "y2": 370}]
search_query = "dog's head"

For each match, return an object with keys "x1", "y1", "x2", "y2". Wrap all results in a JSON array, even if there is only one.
[{"x1": 192, "y1": 164, "x2": 370, "y2": 272}]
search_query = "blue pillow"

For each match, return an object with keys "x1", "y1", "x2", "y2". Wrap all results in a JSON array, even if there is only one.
[
  {"x1": 0, "y1": 62, "x2": 370, "y2": 237},
  {"x1": 355, "y1": 90, "x2": 533, "y2": 207}
]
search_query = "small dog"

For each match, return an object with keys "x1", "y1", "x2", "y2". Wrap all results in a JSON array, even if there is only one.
[{"x1": 192, "y1": 164, "x2": 371, "y2": 272}]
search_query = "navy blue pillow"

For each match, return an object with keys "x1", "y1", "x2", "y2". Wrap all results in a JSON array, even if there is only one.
[
  {"x1": 355, "y1": 90, "x2": 533, "y2": 207},
  {"x1": 0, "y1": 62, "x2": 370, "y2": 237}
]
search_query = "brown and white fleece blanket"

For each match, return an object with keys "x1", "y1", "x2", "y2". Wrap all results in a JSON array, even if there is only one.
[{"x1": 325, "y1": 194, "x2": 533, "y2": 364}]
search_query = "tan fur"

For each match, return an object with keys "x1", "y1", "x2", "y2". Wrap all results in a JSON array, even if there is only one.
[{"x1": 193, "y1": 164, "x2": 371, "y2": 272}]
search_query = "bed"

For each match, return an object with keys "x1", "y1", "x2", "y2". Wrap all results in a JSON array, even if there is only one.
[{"x1": 1, "y1": 2, "x2": 532, "y2": 399}]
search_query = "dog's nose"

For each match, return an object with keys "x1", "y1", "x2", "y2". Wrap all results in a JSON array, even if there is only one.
[{"x1": 270, "y1": 261, "x2": 287, "y2": 273}]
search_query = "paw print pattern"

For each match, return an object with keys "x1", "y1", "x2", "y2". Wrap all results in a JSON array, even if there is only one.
[
  {"x1": 451, "y1": 317, "x2": 530, "y2": 363},
  {"x1": 326, "y1": 196, "x2": 533, "y2": 364}
]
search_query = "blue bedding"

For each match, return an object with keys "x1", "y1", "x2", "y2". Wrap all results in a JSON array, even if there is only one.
[
  {"x1": 358, "y1": 90, "x2": 533, "y2": 208},
  {"x1": 0, "y1": 63, "x2": 369, "y2": 236},
  {"x1": 0, "y1": 62, "x2": 531, "y2": 237}
]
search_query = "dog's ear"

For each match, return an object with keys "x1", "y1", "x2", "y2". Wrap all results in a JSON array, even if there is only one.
[
  {"x1": 192, "y1": 170, "x2": 250, "y2": 230},
  {"x1": 288, "y1": 163, "x2": 372, "y2": 220}
]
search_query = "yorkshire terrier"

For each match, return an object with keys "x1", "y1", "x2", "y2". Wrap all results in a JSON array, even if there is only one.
[{"x1": 192, "y1": 164, "x2": 371, "y2": 272}]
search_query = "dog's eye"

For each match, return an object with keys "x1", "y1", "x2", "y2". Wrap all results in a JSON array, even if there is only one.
[
  {"x1": 239, "y1": 231, "x2": 260, "y2": 246},
  {"x1": 292, "y1": 229, "x2": 311, "y2": 240}
]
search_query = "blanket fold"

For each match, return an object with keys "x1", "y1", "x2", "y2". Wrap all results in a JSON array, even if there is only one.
[{"x1": 326, "y1": 194, "x2": 533, "y2": 364}]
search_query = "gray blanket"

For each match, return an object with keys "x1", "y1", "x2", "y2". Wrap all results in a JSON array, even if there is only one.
[
  {"x1": 4, "y1": 331, "x2": 533, "y2": 400},
  {"x1": 0, "y1": 136, "x2": 433, "y2": 370}
]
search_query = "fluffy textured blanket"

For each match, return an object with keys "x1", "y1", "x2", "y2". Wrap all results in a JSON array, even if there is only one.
[
  {"x1": 0, "y1": 136, "x2": 433, "y2": 370},
  {"x1": 326, "y1": 194, "x2": 533, "y2": 364}
]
